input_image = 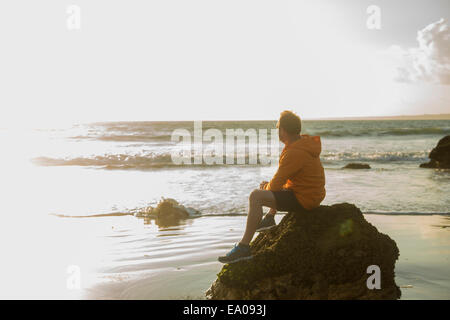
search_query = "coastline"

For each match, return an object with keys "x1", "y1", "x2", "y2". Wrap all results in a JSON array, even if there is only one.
[
  {"x1": 1, "y1": 209, "x2": 448, "y2": 299},
  {"x1": 1, "y1": 120, "x2": 448, "y2": 299},
  {"x1": 66, "y1": 213, "x2": 450, "y2": 300}
]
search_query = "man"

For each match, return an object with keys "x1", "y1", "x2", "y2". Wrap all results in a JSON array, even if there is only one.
[{"x1": 218, "y1": 110, "x2": 326, "y2": 263}]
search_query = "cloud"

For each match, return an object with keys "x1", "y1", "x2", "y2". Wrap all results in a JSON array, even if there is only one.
[{"x1": 389, "y1": 18, "x2": 450, "y2": 85}]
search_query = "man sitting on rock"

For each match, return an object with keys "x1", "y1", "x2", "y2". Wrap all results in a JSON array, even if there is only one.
[{"x1": 218, "y1": 110, "x2": 326, "y2": 263}]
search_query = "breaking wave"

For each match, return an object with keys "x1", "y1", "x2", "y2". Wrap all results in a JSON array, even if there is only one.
[
  {"x1": 309, "y1": 127, "x2": 450, "y2": 137},
  {"x1": 32, "y1": 150, "x2": 430, "y2": 169},
  {"x1": 321, "y1": 151, "x2": 429, "y2": 163},
  {"x1": 63, "y1": 120, "x2": 450, "y2": 143},
  {"x1": 31, "y1": 153, "x2": 277, "y2": 169}
]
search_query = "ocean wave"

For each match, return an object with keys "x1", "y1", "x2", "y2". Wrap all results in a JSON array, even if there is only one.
[
  {"x1": 378, "y1": 127, "x2": 450, "y2": 136},
  {"x1": 31, "y1": 153, "x2": 277, "y2": 169},
  {"x1": 321, "y1": 151, "x2": 429, "y2": 163},
  {"x1": 70, "y1": 127, "x2": 450, "y2": 142},
  {"x1": 65, "y1": 122, "x2": 450, "y2": 143},
  {"x1": 53, "y1": 210, "x2": 449, "y2": 219},
  {"x1": 51, "y1": 212, "x2": 134, "y2": 218},
  {"x1": 33, "y1": 154, "x2": 181, "y2": 169},
  {"x1": 306, "y1": 127, "x2": 450, "y2": 137},
  {"x1": 31, "y1": 149, "x2": 430, "y2": 169},
  {"x1": 70, "y1": 134, "x2": 173, "y2": 142}
]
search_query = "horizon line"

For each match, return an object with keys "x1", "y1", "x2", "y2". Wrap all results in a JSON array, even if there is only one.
[{"x1": 88, "y1": 113, "x2": 450, "y2": 123}]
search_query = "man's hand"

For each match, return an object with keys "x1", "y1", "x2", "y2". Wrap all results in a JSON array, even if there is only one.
[
  {"x1": 268, "y1": 208, "x2": 277, "y2": 215},
  {"x1": 259, "y1": 181, "x2": 269, "y2": 190}
]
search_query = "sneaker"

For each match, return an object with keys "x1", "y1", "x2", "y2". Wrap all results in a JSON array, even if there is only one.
[
  {"x1": 256, "y1": 213, "x2": 276, "y2": 232},
  {"x1": 218, "y1": 243, "x2": 252, "y2": 264}
]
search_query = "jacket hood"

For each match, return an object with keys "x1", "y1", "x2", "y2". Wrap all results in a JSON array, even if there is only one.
[{"x1": 287, "y1": 134, "x2": 322, "y2": 158}]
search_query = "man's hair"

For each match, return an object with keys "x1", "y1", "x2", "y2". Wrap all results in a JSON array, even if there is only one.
[{"x1": 277, "y1": 110, "x2": 301, "y2": 134}]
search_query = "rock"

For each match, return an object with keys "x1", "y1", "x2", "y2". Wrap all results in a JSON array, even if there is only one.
[
  {"x1": 135, "y1": 198, "x2": 200, "y2": 227},
  {"x1": 343, "y1": 163, "x2": 371, "y2": 169},
  {"x1": 420, "y1": 135, "x2": 450, "y2": 169},
  {"x1": 206, "y1": 203, "x2": 401, "y2": 300}
]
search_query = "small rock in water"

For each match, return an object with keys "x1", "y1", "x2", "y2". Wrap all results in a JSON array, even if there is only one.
[
  {"x1": 135, "y1": 198, "x2": 200, "y2": 227},
  {"x1": 343, "y1": 163, "x2": 371, "y2": 169}
]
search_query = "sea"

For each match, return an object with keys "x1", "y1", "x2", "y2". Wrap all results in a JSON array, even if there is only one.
[
  {"x1": 5, "y1": 119, "x2": 449, "y2": 216},
  {"x1": 0, "y1": 119, "x2": 449, "y2": 299}
]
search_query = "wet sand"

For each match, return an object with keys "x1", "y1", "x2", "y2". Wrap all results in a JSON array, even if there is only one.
[
  {"x1": 1, "y1": 213, "x2": 448, "y2": 299},
  {"x1": 85, "y1": 214, "x2": 450, "y2": 300},
  {"x1": 365, "y1": 214, "x2": 450, "y2": 299}
]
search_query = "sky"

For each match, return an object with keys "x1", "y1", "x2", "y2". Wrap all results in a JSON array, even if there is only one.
[{"x1": 0, "y1": 0, "x2": 449, "y2": 125}]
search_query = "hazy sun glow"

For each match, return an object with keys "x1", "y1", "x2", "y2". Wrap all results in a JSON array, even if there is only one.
[{"x1": 0, "y1": 1, "x2": 448, "y2": 128}]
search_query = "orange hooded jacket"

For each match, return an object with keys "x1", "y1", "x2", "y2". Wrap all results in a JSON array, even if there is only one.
[{"x1": 265, "y1": 134, "x2": 326, "y2": 210}]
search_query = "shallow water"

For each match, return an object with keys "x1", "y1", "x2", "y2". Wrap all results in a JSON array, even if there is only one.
[
  {"x1": 0, "y1": 119, "x2": 449, "y2": 299},
  {"x1": 365, "y1": 215, "x2": 450, "y2": 300},
  {"x1": 1, "y1": 213, "x2": 448, "y2": 299},
  {"x1": 3, "y1": 120, "x2": 450, "y2": 216}
]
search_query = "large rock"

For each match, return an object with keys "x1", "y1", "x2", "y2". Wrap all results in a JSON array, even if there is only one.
[
  {"x1": 420, "y1": 135, "x2": 450, "y2": 169},
  {"x1": 206, "y1": 203, "x2": 401, "y2": 300}
]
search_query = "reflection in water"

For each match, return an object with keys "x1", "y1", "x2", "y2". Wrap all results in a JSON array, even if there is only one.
[
  {"x1": 155, "y1": 217, "x2": 186, "y2": 228},
  {"x1": 139, "y1": 213, "x2": 189, "y2": 228},
  {"x1": 431, "y1": 216, "x2": 450, "y2": 229},
  {"x1": 157, "y1": 232, "x2": 187, "y2": 238},
  {"x1": 156, "y1": 225, "x2": 188, "y2": 237}
]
